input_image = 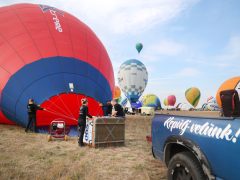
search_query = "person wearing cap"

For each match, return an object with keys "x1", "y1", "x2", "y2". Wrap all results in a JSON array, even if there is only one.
[
  {"x1": 111, "y1": 99, "x2": 125, "y2": 117},
  {"x1": 78, "y1": 98, "x2": 92, "y2": 147},
  {"x1": 25, "y1": 99, "x2": 45, "y2": 133}
]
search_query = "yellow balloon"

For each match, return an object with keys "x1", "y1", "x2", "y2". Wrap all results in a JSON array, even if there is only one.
[
  {"x1": 185, "y1": 87, "x2": 201, "y2": 107},
  {"x1": 164, "y1": 98, "x2": 168, "y2": 106}
]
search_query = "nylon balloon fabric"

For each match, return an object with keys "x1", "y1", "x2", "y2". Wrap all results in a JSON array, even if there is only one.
[
  {"x1": 0, "y1": 4, "x2": 114, "y2": 126},
  {"x1": 117, "y1": 59, "x2": 148, "y2": 103}
]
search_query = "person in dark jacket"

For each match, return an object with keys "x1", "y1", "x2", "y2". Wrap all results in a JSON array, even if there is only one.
[
  {"x1": 100, "y1": 101, "x2": 113, "y2": 116},
  {"x1": 25, "y1": 99, "x2": 44, "y2": 133},
  {"x1": 78, "y1": 98, "x2": 92, "y2": 147},
  {"x1": 111, "y1": 99, "x2": 125, "y2": 117}
]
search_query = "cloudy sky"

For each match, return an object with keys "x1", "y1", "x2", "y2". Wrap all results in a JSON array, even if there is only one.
[{"x1": 1, "y1": 0, "x2": 240, "y2": 107}]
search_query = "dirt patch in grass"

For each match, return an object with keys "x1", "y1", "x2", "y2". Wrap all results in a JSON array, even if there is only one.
[{"x1": 0, "y1": 115, "x2": 167, "y2": 180}]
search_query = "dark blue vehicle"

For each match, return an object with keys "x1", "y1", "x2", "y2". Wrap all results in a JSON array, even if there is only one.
[{"x1": 152, "y1": 111, "x2": 240, "y2": 180}]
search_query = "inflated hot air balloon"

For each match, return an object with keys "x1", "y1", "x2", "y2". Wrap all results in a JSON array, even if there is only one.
[
  {"x1": 136, "y1": 43, "x2": 143, "y2": 53},
  {"x1": 185, "y1": 87, "x2": 201, "y2": 108},
  {"x1": 167, "y1": 95, "x2": 176, "y2": 106},
  {"x1": 164, "y1": 98, "x2": 168, "y2": 106},
  {"x1": 118, "y1": 59, "x2": 148, "y2": 104},
  {"x1": 216, "y1": 76, "x2": 240, "y2": 108},
  {"x1": 0, "y1": 4, "x2": 114, "y2": 127},
  {"x1": 113, "y1": 86, "x2": 121, "y2": 99},
  {"x1": 140, "y1": 94, "x2": 161, "y2": 110}
]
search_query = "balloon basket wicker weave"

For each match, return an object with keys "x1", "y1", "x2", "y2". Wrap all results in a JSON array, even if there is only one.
[{"x1": 83, "y1": 117, "x2": 125, "y2": 148}]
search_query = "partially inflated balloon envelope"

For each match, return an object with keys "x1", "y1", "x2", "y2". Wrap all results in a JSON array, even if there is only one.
[
  {"x1": 185, "y1": 87, "x2": 201, "y2": 108},
  {"x1": 216, "y1": 76, "x2": 240, "y2": 108},
  {"x1": 118, "y1": 59, "x2": 148, "y2": 104},
  {"x1": 136, "y1": 43, "x2": 143, "y2": 53},
  {"x1": 120, "y1": 97, "x2": 128, "y2": 107},
  {"x1": 140, "y1": 94, "x2": 161, "y2": 110},
  {"x1": 0, "y1": 4, "x2": 114, "y2": 127},
  {"x1": 113, "y1": 86, "x2": 121, "y2": 99},
  {"x1": 167, "y1": 95, "x2": 176, "y2": 106}
]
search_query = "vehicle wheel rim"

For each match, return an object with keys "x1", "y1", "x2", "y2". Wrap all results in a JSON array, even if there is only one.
[{"x1": 172, "y1": 164, "x2": 193, "y2": 180}]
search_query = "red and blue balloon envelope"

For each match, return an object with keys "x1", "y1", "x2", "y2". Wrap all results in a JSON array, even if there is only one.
[{"x1": 0, "y1": 4, "x2": 114, "y2": 127}]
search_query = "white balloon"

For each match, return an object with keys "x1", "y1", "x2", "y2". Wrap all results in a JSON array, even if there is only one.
[{"x1": 118, "y1": 59, "x2": 148, "y2": 103}]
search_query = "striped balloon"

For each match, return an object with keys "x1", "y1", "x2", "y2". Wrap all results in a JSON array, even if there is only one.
[
  {"x1": 164, "y1": 98, "x2": 168, "y2": 106},
  {"x1": 185, "y1": 87, "x2": 201, "y2": 107}
]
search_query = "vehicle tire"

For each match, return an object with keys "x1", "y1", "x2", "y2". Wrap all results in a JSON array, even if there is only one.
[{"x1": 167, "y1": 152, "x2": 205, "y2": 180}]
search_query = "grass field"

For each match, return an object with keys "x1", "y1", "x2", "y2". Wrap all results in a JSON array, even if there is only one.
[{"x1": 0, "y1": 115, "x2": 167, "y2": 180}]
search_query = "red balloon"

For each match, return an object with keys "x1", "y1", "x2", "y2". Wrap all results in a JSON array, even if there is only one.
[
  {"x1": 37, "y1": 94, "x2": 103, "y2": 126},
  {"x1": 167, "y1": 95, "x2": 176, "y2": 106},
  {"x1": 0, "y1": 4, "x2": 114, "y2": 126}
]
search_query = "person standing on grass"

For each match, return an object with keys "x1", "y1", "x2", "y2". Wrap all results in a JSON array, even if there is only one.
[
  {"x1": 78, "y1": 98, "x2": 92, "y2": 147},
  {"x1": 111, "y1": 99, "x2": 125, "y2": 117},
  {"x1": 25, "y1": 99, "x2": 44, "y2": 133}
]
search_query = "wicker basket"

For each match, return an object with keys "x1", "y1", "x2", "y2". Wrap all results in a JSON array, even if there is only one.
[{"x1": 84, "y1": 117, "x2": 125, "y2": 148}]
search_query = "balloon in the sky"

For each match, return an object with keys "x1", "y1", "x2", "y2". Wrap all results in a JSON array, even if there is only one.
[
  {"x1": 118, "y1": 59, "x2": 148, "y2": 104},
  {"x1": 164, "y1": 98, "x2": 168, "y2": 106},
  {"x1": 140, "y1": 94, "x2": 161, "y2": 110},
  {"x1": 113, "y1": 86, "x2": 121, "y2": 99},
  {"x1": 185, "y1": 87, "x2": 201, "y2": 107},
  {"x1": 216, "y1": 76, "x2": 240, "y2": 108},
  {"x1": 167, "y1": 95, "x2": 176, "y2": 106},
  {"x1": 0, "y1": 4, "x2": 114, "y2": 127},
  {"x1": 136, "y1": 43, "x2": 143, "y2": 53}
]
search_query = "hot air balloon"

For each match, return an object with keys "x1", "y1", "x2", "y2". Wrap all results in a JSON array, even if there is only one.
[
  {"x1": 216, "y1": 76, "x2": 240, "y2": 108},
  {"x1": 131, "y1": 100, "x2": 142, "y2": 109},
  {"x1": 185, "y1": 87, "x2": 201, "y2": 108},
  {"x1": 136, "y1": 43, "x2": 143, "y2": 53},
  {"x1": 167, "y1": 95, "x2": 176, "y2": 106},
  {"x1": 118, "y1": 59, "x2": 148, "y2": 104},
  {"x1": 164, "y1": 98, "x2": 168, "y2": 106},
  {"x1": 120, "y1": 97, "x2": 128, "y2": 107},
  {"x1": 113, "y1": 86, "x2": 121, "y2": 99},
  {"x1": 0, "y1": 4, "x2": 114, "y2": 127},
  {"x1": 140, "y1": 94, "x2": 161, "y2": 110}
]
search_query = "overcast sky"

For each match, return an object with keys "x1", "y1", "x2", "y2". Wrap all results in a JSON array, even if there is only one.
[{"x1": 1, "y1": 0, "x2": 240, "y2": 107}]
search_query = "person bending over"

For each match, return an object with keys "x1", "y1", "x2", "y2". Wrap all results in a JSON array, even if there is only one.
[
  {"x1": 25, "y1": 99, "x2": 44, "y2": 133},
  {"x1": 111, "y1": 99, "x2": 125, "y2": 117},
  {"x1": 78, "y1": 99, "x2": 92, "y2": 147}
]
